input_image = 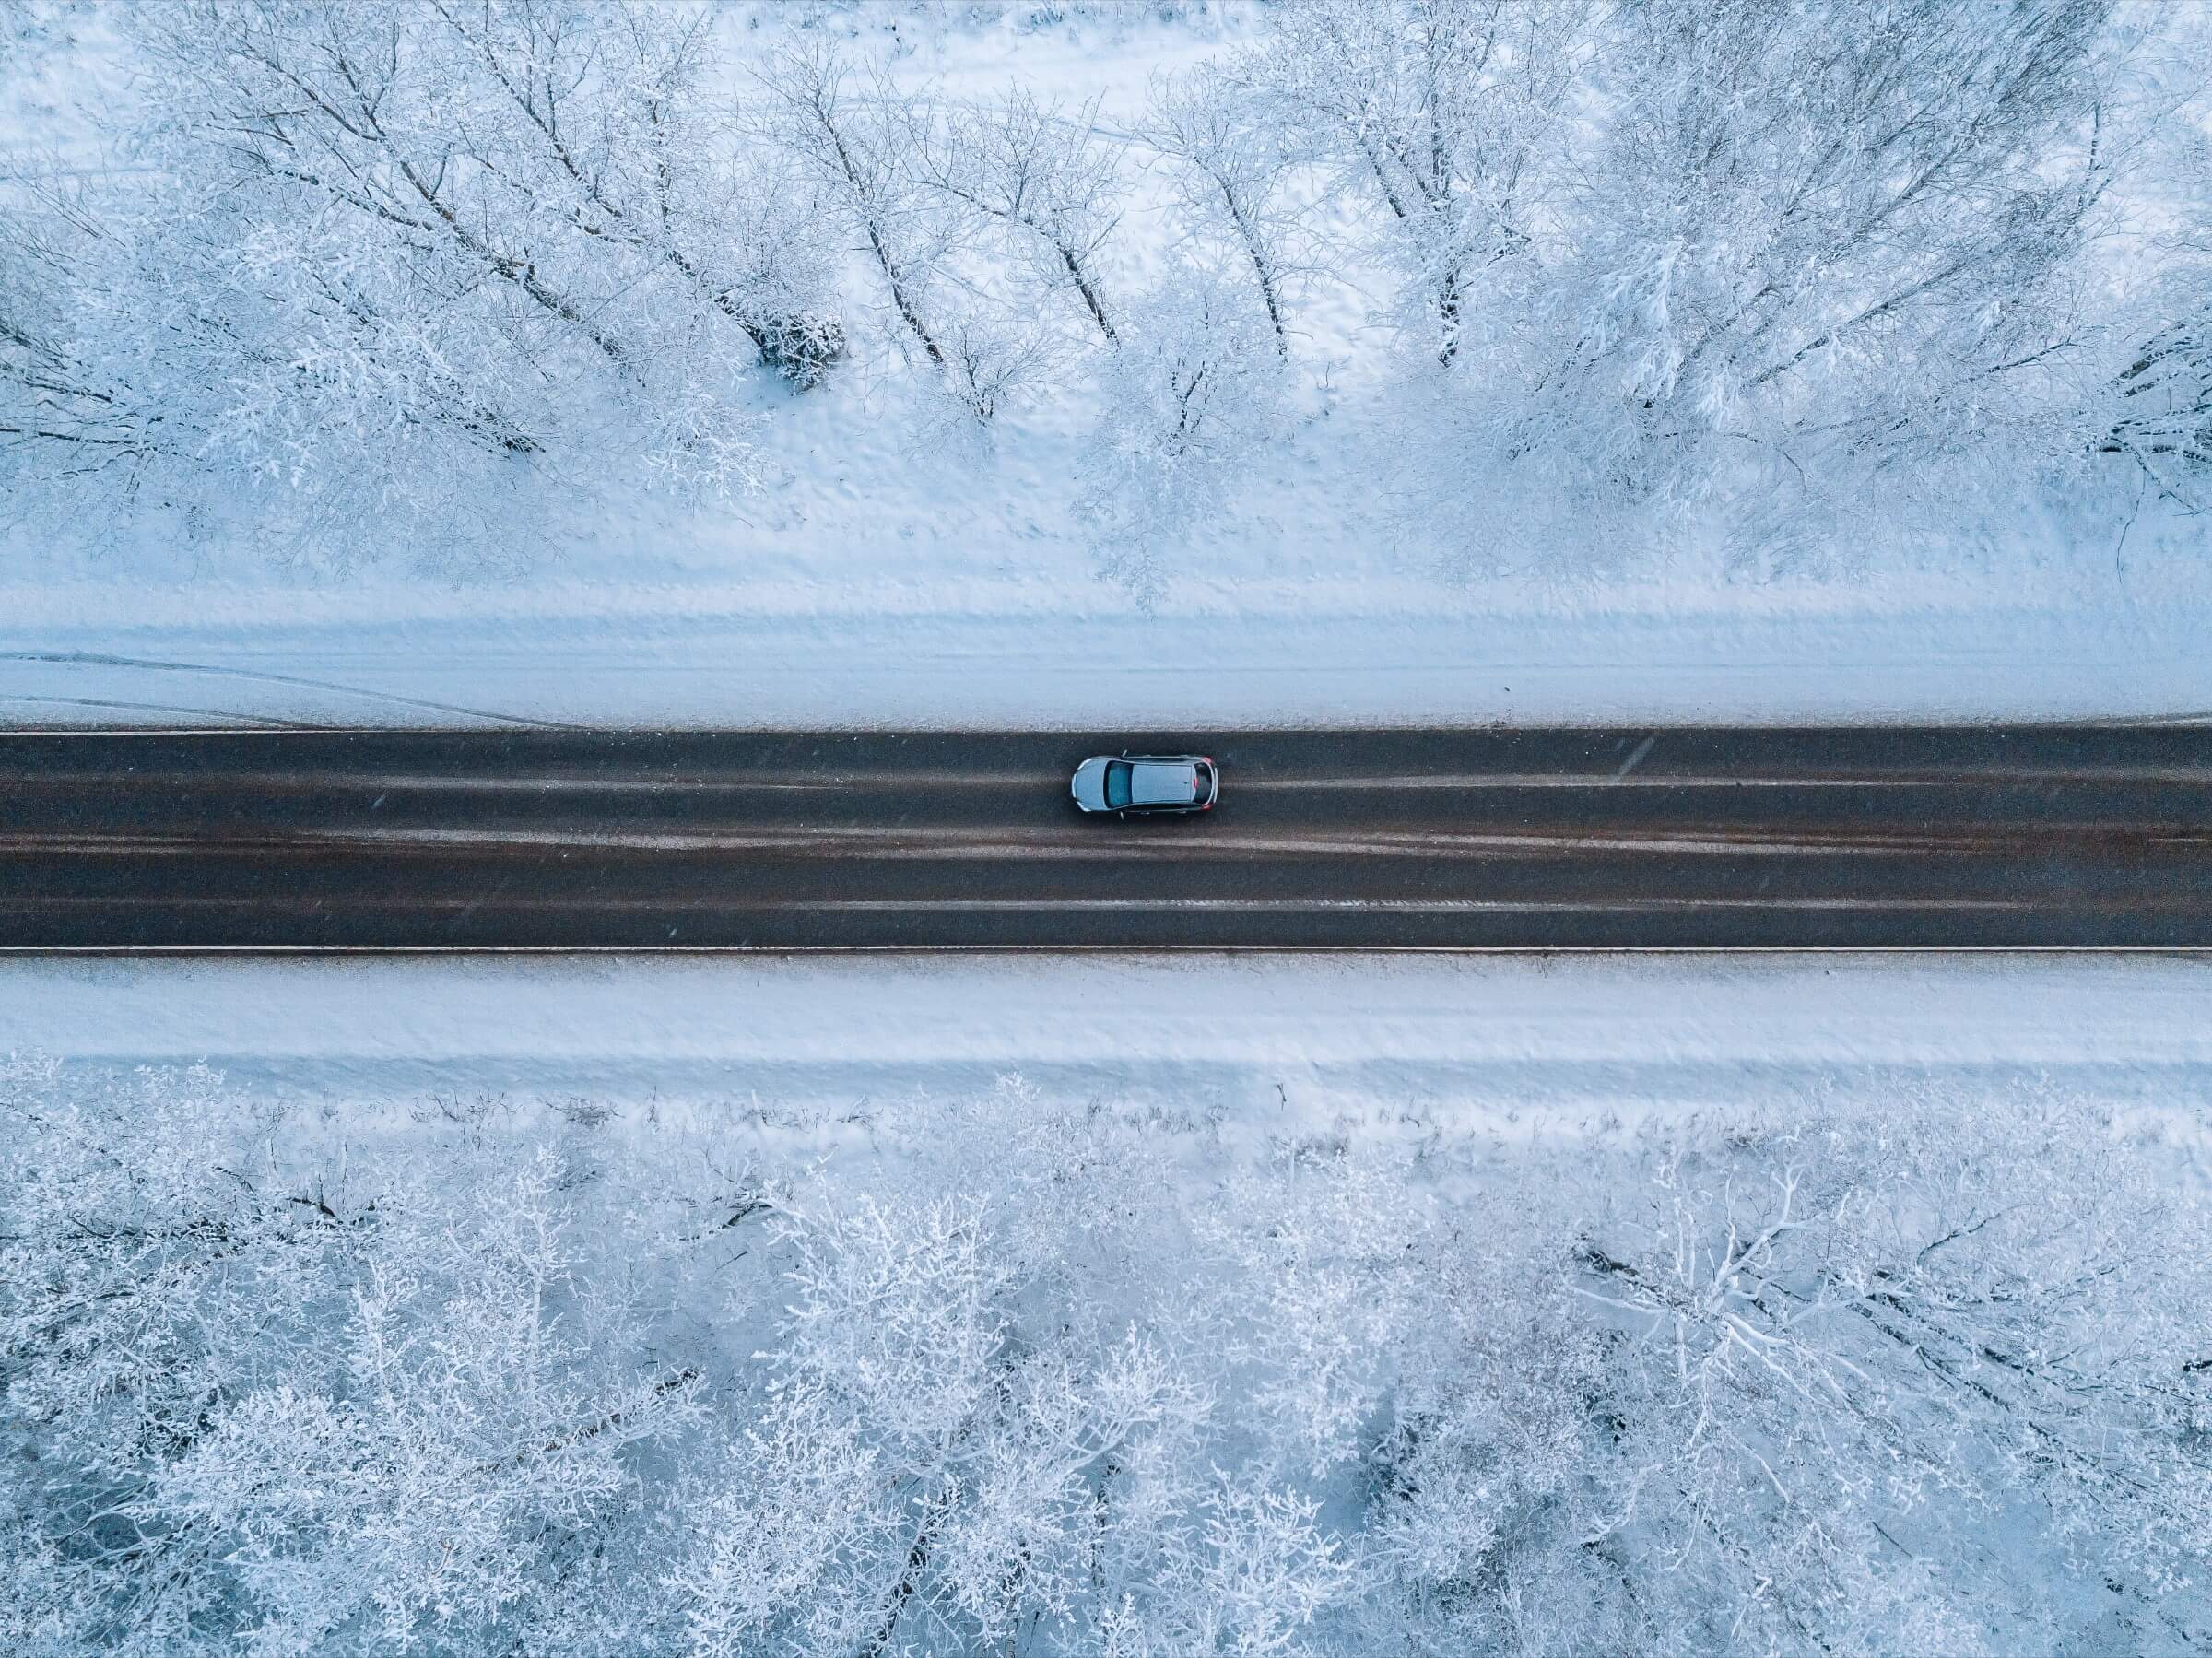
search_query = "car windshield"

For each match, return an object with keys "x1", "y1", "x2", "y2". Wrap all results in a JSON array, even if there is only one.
[{"x1": 1104, "y1": 760, "x2": 1134, "y2": 810}]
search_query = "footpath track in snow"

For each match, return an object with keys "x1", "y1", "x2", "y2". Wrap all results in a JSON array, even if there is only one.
[{"x1": 2, "y1": 726, "x2": 2208, "y2": 949}]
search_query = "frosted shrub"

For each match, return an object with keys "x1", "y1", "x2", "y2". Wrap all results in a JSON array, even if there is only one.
[{"x1": 1081, "y1": 265, "x2": 1287, "y2": 600}]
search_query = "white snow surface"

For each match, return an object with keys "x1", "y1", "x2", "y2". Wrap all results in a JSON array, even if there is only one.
[
  {"x1": 7, "y1": 433, "x2": 2208, "y2": 728},
  {"x1": 7, "y1": 576, "x2": 2209, "y2": 730},
  {"x1": 7, "y1": 954, "x2": 2208, "y2": 1135}
]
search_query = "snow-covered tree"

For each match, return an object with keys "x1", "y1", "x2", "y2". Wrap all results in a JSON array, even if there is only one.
[
  {"x1": 0, "y1": 181, "x2": 177, "y2": 507},
  {"x1": 0, "y1": 1058, "x2": 337, "y2": 1650},
  {"x1": 9, "y1": 1056, "x2": 2210, "y2": 1653},
  {"x1": 0, "y1": 0, "x2": 847, "y2": 558},
  {"x1": 147, "y1": 1151, "x2": 701, "y2": 1653},
  {"x1": 754, "y1": 40, "x2": 1061, "y2": 425},
  {"x1": 1509, "y1": 0, "x2": 2127, "y2": 500},
  {"x1": 1145, "y1": 63, "x2": 1305, "y2": 355},
  {"x1": 1246, "y1": 0, "x2": 1594, "y2": 362},
  {"x1": 911, "y1": 87, "x2": 1128, "y2": 347},
  {"x1": 1376, "y1": 1099, "x2": 2212, "y2": 1654},
  {"x1": 0, "y1": 1060, "x2": 696, "y2": 1652},
  {"x1": 668, "y1": 1179, "x2": 1362, "y2": 1655}
]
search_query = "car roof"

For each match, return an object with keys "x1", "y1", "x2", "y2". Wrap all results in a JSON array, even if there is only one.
[{"x1": 1128, "y1": 760, "x2": 1199, "y2": 805}]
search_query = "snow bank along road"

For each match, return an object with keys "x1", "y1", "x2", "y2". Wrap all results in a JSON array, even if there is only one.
[{"x1": 1, "y1": 727, "x2": 2207, "y2": 949}]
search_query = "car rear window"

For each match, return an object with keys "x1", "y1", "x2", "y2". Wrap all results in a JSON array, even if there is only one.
[{"x1": 1104, "y1": 760, "x2": 1134, "y2": 810}]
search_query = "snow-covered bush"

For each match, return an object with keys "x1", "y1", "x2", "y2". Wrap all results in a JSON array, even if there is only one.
[{"x1": 1081, "y1": 264, "x2": 1287, "y2": 599}]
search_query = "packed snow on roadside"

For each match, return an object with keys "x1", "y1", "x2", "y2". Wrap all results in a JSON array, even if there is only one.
[
  {"x1": 7, "y1": 951, "x2": 2212, "y2": 1121},
  {"x1": 6, "y1": 953, "x2": 2211, "y2": 1653},
  {"x1": 5, "y1": 0, "x2": 2210, "y2": 730}
]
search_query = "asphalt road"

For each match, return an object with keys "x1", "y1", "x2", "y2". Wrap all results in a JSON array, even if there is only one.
[{"x1": 2, "y1": 727, "x2": 2207, "y2": 949}]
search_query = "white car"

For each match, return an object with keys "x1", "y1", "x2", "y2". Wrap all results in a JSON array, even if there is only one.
[{"x1": 1071, "y1": 753, "x2": 1219, "y2": 816}]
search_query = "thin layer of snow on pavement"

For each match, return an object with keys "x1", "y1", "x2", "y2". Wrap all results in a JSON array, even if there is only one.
[{"x1": 6, "y1": 955, "x2": 2207, "y2": 1129}]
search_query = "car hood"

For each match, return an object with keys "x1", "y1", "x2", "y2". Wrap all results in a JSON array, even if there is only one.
[{"x1": 1071, "y1": 757, "x2": 1110, "y2": 810}]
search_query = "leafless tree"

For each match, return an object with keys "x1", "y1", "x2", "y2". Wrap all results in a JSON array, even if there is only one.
[
  {"x1": 754, "y1": 41, "x2": 959, "y2": 371},
  {"x1": 909, "y1": 86, "x2": 1125, "y2": 346},
  {"x1": 1144, "y1": 64, "x2": 1303, "y2": 356},
  {"x1": 1248, "y1": 0, "x2": 1594, "y2": 363},
  {"x1": 1519, "y1": 0, "x2": 2124, "y2": 495}
]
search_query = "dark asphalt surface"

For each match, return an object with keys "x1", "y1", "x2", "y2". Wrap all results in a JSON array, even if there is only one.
[{"x1": 2, "y1": 727, "x2": 2208, "y2": 948}]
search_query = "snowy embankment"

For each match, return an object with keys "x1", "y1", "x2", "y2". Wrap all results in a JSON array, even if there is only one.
[
  {"x1": 6, "y1": 570, "x2": 2210, "y2": 730},
  {"x1": 7, "y1": 952, "x2": 2208, "y2": 1124},
  {"x1": 6, "y1": 429, "x2": 2206, "y2": 726},
  {"x1": 6, "y1": 277, "x2": 2206, "y2": 729}
]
